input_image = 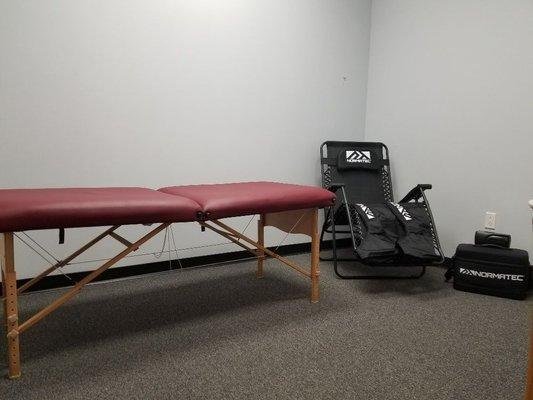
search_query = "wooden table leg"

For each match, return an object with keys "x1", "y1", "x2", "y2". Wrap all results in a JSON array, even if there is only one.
[
  {"x1": 257, "y1": 215, "x2": 265, "y2": 278},
  {"x1": 1, "y1": 264, "x2": 6, "y2": 332},
  {"x1": 525, "y1": 313, "x2": 533, "y2": 399},
  {"x1": 310, "y1": 208, "x2": 320, "y2": 303},
  {"x1": 212, "y1": 208, "x2": 321, "y2": 303},
  {"x1": 2, "y1": 233, "x2": 21, "y2": 379}
]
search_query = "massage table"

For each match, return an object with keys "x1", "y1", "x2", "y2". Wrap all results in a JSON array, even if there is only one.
[{"x1": 0, "y1": 182, "x2": 334, "y2": 378}]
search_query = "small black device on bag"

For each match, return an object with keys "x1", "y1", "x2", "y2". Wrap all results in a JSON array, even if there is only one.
[
  {"x1": 474, "y1": 230, "x2": 511, "y2": 248},
  {"x1": 445, "y1": 232, "x2": 531, "y2": 300}
]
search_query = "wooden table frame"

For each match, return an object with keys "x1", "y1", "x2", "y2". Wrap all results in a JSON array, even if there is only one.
[
  {"x1": 1, "y1": 207, "x2": 320, "y2": 379},
  {"x1": 526, "y1": 317, "x2": 533, "y2": 399}
]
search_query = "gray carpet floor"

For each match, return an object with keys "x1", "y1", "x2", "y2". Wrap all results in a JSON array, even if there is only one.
[{"x1": 1, "y1": 254, "x2": 531, "y2": 399}]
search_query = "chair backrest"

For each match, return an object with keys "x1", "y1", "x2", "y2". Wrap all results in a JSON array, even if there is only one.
[{"x1": 320, "y1": 141, "x2": 394, "y2": 203}]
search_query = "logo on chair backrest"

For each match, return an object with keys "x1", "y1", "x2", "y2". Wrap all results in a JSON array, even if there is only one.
[
  {"x1": 390, "y1": 202, "x2": 412, "y2": 221},
  {"x1": 346, "y1": 150, "x2": 371, "y2": 164}
]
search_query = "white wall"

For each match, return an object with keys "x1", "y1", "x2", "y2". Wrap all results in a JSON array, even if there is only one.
[
  {"x1": 0, "y1": 0, "x2": 372, "y2": 278},
  {"x1": 365, "y1": 0, "x2": 533, "y2": 256}
]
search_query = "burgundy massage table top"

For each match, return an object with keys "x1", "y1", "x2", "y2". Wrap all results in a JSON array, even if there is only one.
[
  {"x1": 159, "y1": 181, "x2": 335, "y2": 220},
  {"x1": 0, "y1": 187, "x2": 202, "y2": 233},
  {"x1": 0, "y1": 182, "x2": 335, "y2": 232}
]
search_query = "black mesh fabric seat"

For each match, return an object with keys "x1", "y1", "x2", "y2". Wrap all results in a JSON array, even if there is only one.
[{"x1": 320, "y1": 141, "x2": 445, "y2": 279}]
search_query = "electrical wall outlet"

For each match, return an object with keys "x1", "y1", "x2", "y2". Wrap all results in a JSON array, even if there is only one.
[{"x1": 485, "y1": 212, "x2": 497, "y2": 230}]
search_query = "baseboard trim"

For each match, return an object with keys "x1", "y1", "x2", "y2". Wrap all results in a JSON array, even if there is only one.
[{"x1": 8, "y1": 238, "x2": 352, "y2": 294}]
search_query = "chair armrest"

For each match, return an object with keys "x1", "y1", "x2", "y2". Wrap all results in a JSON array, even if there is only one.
[
  {"x1": 327, "y1": 183, "x2": 345, "y2": 193},
  {"x1": 400, "y1": 184, "x2": 432, "y2": 203}
]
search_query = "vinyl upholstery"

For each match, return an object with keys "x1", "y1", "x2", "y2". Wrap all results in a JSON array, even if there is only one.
[
  {"x1": 0, "y1": 182, "x2": 335, "y2": 232},
  {"x1": 158, "y1": 182, "x2": 335, "y2": 220},
  {"x1": 0, "y1": 187, "x2": 201, "y2": 232}
]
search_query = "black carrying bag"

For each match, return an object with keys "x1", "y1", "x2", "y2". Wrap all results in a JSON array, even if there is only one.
[{"x1": 451, "y1": 244, "x2": 530, "y2": 300}]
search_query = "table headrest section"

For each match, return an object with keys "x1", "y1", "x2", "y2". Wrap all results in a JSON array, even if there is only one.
[
  {"x1": 0, "y1": 187, "x2": 202, "y2": 232},
  {"x1": 158, "y1": 181, "x2": 335, "y2": 220}
]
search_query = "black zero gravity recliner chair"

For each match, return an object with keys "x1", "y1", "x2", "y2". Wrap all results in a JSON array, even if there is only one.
[{"x1": 320, "y1": 141, "x2": 445, "y2": 279}]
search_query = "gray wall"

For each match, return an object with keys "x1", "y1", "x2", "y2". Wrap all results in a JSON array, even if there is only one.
[
  {"x1": 365, "y1": 0, "x2": 533, "y2": 256},
  {"x1": 5, "y1": 0, "x2": 530, "y2": 279},
  {"x1": 0, "y1": 0, "x2": 372, "y2": 278}
]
